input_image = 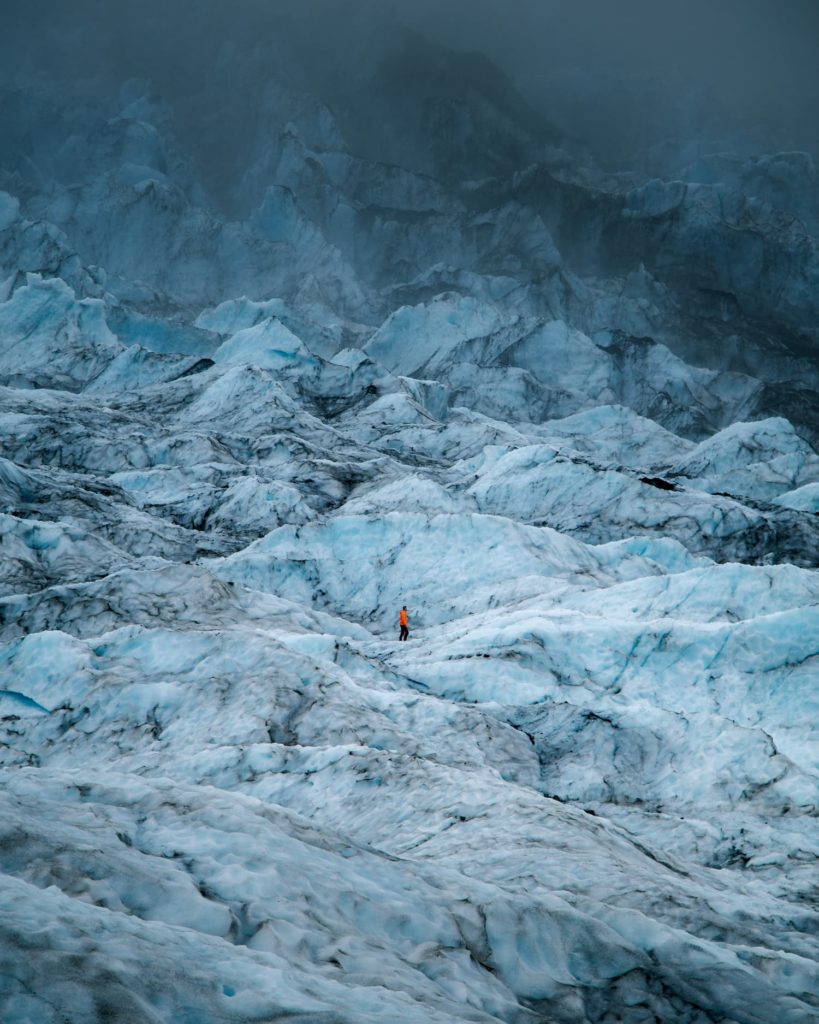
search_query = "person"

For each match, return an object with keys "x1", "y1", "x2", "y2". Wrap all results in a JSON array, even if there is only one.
[{"x1": 398, "y1": 605, "x2": 409, "y2": 641}]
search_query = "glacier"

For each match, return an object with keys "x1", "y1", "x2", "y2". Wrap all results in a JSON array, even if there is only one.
[{"x1": 1, "y1": 14, "x2": 818, "y2": 1024}]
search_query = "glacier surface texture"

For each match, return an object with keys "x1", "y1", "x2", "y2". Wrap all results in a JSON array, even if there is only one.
[{"x1": 0, "y1": 7, "x2": 818, "y2": 1024}]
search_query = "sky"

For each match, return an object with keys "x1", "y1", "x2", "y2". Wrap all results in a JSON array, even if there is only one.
[{"x1": 3, "y1": 0, "x2": 818, "y2": 165}]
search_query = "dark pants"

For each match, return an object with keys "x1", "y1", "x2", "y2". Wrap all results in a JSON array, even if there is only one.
[{"x1": 399, "y1": 625, "x2": 409, "y2": 641}]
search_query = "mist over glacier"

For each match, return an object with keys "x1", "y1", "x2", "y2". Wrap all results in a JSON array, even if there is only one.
[{"x1": 0, "y1": 3, "x2": 818, "y2": 1023}]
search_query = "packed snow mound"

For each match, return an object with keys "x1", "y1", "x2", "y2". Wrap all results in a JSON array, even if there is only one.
[
  {"x1": 83, "y1": 344, "x2": 212, "y2": 394},
  {"x1": 535, "y1": 404, "x2": 695, "y2": 469},
  {"x1": 364, "y1": 300, "x2": 764, "y2": 439},
  {"x1": 0, "y1": 275, "x2": 121, "y2": 390},
  {"x1": 464, "y1": 443, "x2": 770, "y2": 559},
  {"x1": 108, "y1": 465, "x2": 316, "y2": 537},
  {"x1": 773, "y1": 481, "x2": 819, "y2": 513},
  {"x1": 0, "y1": 564, "x2": 369, "y2": 645},
  {"x1": 593, "y1": 535, "x2": 712, "y2": 575},
  {"x1": 0, "y1": 512, "x2": 134, "y2": 594},
  {"x1": 501, "y1": 319, "x2": 612, "y2": 393},
  {"x1": 341, "y1": 475, "x2": 468, "y2": 515},
  {"x1": 217, "y1": 511, "x2": 630, "y2": 625},
  {"x1": 338, "y1": 386, "x2": 451, "y2": 448},
  {"x1": 552, "y1": 560, "x2": 819, "y2": 623},
  {"x1": 365, "y1": 295, "x2": 507, "y2": 376},
  {"x1": 670, "y1": 417, "x2": 819, "y2": 500},
  {"x1": 213, "y1": 316, "x2": 315, "y2": 370},
  {"x1": 0, "y1": 195, "x2": 108, "y2": 301},
  {"x1": 196, "y1": 293, "x2": 362, "y2": 358}
]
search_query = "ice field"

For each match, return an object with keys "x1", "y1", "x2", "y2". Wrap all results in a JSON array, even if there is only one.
[{"x1": 1, "y1": 12, "x2": 819, "y2": 1021}]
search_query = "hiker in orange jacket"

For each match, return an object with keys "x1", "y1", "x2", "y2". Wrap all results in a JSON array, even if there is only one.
[{"x1": 399, "y1": 605, "x2": 409, "y2": 641}]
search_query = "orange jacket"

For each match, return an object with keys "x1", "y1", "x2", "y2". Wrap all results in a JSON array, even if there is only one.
[{"x1": 399, "y1": 608, "x2": 408, "y2": 626}]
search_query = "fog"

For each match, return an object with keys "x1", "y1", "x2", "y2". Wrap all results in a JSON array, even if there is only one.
[
  {"x1": 409, "y1": 0, "x2": 819, "y2": 164},
  {"x1": 3, "y1": 0, "x2": 818, "y2": 170}
]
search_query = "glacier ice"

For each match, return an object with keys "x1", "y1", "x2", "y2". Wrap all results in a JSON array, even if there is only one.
[{"x1": 0, "y1": 34, "x2": 818, "y2": 1024}]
